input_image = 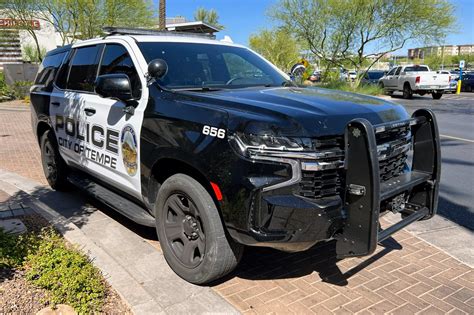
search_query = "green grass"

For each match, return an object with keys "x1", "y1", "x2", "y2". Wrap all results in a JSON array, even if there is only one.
[
  {"x1": 1, "y1": 227, "x2": 106, "y2": 313},
  {"x1": 320, "y1": 81, "x2": 384, "y2": 96}
]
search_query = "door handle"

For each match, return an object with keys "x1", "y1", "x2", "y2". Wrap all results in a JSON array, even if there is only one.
[
  {"x1": 51, "y1": 102, "x2": 60, "y2": 106},
  {"x1": 84, "y1": 107, "x2": 96, "y2": 116}
]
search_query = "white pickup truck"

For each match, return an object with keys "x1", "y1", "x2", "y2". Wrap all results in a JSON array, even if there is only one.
[{"x1": 379, "y1": 65, "x2": 451, "y2": 99}]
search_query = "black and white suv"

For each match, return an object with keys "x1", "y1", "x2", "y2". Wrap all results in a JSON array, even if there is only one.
[{"x1": 31, "y1": 28, "x2": 441, "y2": 284}]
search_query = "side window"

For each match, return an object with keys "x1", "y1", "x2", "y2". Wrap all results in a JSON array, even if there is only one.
[
  {"x1": 387, "y1": 68, "x2": 396, "y2": 76},
  {"x1": 99, "y1": 44, "x2": 141, "y2": 99},
  {"x1": 67, "y1": 45, "x2": 100, "y2": 92},
  {"x1": 395, "y1": 67, "x2": 402, "y2": 75},
  {"x1": 35, "y1": 51, "x2": 67, "y2": 88}
]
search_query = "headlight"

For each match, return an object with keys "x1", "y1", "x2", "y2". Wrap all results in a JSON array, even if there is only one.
[
  {"x1": 230, "y1": 132, "x2": 318, "y2": 159},
  {"x1": 235, "y1": 132, "x2": 310, "y2": 151}
]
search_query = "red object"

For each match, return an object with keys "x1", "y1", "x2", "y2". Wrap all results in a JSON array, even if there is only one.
[
  {"x1": 415, "y1": 76, "x2": 420, "y2": 84},
  {"x1": 210, "y1": 182, "x2": 223, "y2": 201}
]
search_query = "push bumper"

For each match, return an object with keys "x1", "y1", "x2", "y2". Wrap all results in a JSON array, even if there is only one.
[{"x1": 335, "y1": 109, "x2": 441, "y2": 258}]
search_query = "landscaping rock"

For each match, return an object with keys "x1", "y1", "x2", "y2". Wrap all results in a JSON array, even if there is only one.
[
  {"x1": 36, "y1": 304, "x2": 77, "y2": 315},
  {"x1": 0, "y1": 218, "x2": 27, "y2": 234}
]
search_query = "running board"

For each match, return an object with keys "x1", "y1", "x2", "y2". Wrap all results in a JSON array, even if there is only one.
[{"x1": 68, "y1": 173, "x2": 156, "y2": 227}]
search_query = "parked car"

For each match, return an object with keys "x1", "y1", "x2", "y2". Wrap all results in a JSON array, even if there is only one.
[
  {"x1": 461, "y1": 73, "x2": 474, "y2": 92},
  {"x1": 437, "y1": 70, "x2": 457, "y2": 93},
  {"x1": 379, "y1": 65, "x2": 450, "y2": 99},
  {"x1": 308, "y1": 71, "x2": 321, "y2": 83},
  {"x1": 30, "y1": 27, "x2": 441, "y2": 284},
  {"x1": 361, "y1": 70, "x2": 385, "y2": 85},
  {"x1": 347, "y1": 71, "x2": 357, "y2": 81}
]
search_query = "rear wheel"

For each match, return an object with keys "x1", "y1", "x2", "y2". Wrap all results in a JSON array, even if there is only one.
[
  {"x1": 431, "y1": 92, "x2": 443, "y2": 99},
  {"x1": 403, "y1": 84, "x2": 413, "y2": 99},
  {"x1": 40, "y1": 130, "x2": 69, "y2": 190},
  {"x1": 155, "y1": 174, "x2": 243, "y2": 284}
]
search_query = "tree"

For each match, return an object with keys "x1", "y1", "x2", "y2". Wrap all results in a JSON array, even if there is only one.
[
  {"x1": 158, "y1": 0, "x2": 166, "y2": 31},
  {"x1": 194, "y1": 7, "x2": 224, "y2": 30},
  {"x1": 270, "y1": 0, "x2": 455, "y2": 86},
  {"x1": 4, "y1": 0, "x2": 154, "y2": 47},
  {"x1": 249, "y1": 29, "x2": 300, "y2": 72}
]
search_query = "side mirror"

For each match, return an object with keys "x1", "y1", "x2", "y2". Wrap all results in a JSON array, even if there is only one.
[
  {"x1": 95, "y1": 73, "x2": 133, "y2": 102},
  {"x1": 148, "y1": 59, "x2": 168, "y2": 79}
]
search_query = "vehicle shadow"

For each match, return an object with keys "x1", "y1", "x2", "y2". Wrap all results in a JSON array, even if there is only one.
[{"x1": 211, "y1": 236, "x2": 402, "y2": 287}]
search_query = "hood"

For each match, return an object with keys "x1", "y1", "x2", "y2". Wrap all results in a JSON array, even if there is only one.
[{"x1": 178, "y1": 86, "x2": 409, "y2": 137}]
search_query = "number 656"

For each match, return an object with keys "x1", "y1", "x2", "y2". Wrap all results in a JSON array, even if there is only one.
[{"x1": 202, "y1": 125, "x2": 226, "y2": 139}]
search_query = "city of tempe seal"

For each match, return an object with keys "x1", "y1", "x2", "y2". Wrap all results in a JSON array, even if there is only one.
[{"x1": 121, "y1": 125, "x2": 138, "y2": 176}]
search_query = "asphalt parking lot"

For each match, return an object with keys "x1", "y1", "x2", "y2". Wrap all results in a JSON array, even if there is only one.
[{"x1": 381, "y1": 92, "x2": 474, "y2": 231}]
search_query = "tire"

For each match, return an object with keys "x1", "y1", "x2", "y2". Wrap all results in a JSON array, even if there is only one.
[
  {"x1": 155, "y1": 174, "x2": 243, "y2": 284},
  {"x1": 40, "y1": 130, "x2": 69, "y2": 190},
  {"x1": 403, "y1": 84, "x2": 413, "y2": 99},
  {"x1": 432, "y1": 92, "x2": 443, "y2": 100}
]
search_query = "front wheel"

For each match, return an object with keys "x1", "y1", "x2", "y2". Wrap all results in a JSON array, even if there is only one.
[
  {"x1": 155, "y1": 174, "x2": 243, "y2": 284},
  {"x1": 40, "y1": 130, "x2": 69, "y2": 190},
  {"x1": 432, "y1": 92, "x2": 443, "y2": 99}
]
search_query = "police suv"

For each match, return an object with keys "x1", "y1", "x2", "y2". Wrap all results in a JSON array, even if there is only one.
[{"x1": 31, "y1": 28, "x2": 441, "y2": 284}]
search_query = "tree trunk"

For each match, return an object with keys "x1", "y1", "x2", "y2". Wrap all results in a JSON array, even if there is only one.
[{"x1": 158, "y1": 0, "x2": 166, "y2": 31}]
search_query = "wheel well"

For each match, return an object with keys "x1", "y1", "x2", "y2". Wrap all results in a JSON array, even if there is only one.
[
  {"x1": 37, "y1": 122, "x2": 51, "y2": 145},
  {"x1": 148, "y1": 158, "x2": 219, "y2": 211},
  {"x1": 404, "y1": 82, "x2": 411, "y2": 89}
]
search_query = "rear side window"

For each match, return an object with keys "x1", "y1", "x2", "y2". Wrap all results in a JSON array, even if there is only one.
[
  {"x1": 404, "y1": 66, "x2": 429, "y2": 72},
  {"x1": 99, "y1": 44, "x2": 141, "y2": 99},
  {"x1": 67, "y1": 45, "x2": 100, "y2": 92},
  {"x1": 35, "y1": 51, "x2": 67, "y2": 88}
]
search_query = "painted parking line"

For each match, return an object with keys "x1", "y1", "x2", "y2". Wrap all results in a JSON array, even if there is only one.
[{"x1": 440, "y1": 134, "x2": 474, "y2": 143}]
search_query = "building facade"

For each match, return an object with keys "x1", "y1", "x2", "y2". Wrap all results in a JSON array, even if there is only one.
[
  {"x1": 408, "y1": 44, "x2": 474, "y2": 59},
  {"x1": 0, "y1": 11, "x2": 60, "y2": 68}
]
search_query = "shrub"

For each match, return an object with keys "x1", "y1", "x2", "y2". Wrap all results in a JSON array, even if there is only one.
[
  {"x1": 24, "y1": 228, "x2": 106, "y2": 313},
  {"x1": 0, "y1": 72, "x2": 14, "y2": 100},
  {"x1": 12, "y1": 81, "x2": 33, "y2": 100},
  {"x1": 0, "y1": 228, "x2": 39, "y2": 268}
]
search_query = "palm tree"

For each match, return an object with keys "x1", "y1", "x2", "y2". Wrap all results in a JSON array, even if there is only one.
[
  {"x1": 158, "y1": 0, "x2": 166, "y2": 31},
  {"x1": 194, "y1": 7, "x2": 224, "y2": 30}
]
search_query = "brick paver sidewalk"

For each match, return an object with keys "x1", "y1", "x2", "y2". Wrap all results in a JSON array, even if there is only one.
[{"x1": 1, "y1": 102, "x2": 473, "y2": 314}]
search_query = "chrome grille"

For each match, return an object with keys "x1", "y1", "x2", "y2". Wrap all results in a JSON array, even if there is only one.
[{"x1": 298, "y1": 124, "x2": 412, "y2": 199}]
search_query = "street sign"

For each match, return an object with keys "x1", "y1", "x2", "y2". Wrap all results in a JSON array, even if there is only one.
[{"x1": 459, "y1": 60, "x2": 465, "y2": 68}]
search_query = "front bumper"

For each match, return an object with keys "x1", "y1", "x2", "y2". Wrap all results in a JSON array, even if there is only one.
[{"x1": 227, "y1": 109, "x2": 441, "y2": 256}]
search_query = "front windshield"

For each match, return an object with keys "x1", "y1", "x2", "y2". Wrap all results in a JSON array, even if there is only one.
[{"x1": 138, "y1": 42, "x2": 288, "y2": 90}]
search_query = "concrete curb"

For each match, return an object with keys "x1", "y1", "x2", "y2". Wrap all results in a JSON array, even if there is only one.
[{"x1": 0, "y1": 170, "x2": 239, "y2": 315}]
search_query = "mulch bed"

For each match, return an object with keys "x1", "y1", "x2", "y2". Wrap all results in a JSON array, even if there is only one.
[{"x1": 0, "y1": 214, "x2": 131, "y2": 314}]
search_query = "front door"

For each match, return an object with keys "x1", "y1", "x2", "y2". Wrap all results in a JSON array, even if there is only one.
[
  {"x1": 50, "y1": 41, "x2": 147, "y2": 199},
  {"x1": 78, "y1": 42, "x2": 148, "y2": 199}
]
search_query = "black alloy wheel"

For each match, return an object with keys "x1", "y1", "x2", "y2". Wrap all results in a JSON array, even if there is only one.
[
  {"x1": 155, "y1": 174, "x2": 243, "y2": 284},
  {"x1": 163, "y1": 193, "x2": 206, "y2": 268},
  {"x1": 40, "y1": 130, "x2": 68, "y2": 190}
]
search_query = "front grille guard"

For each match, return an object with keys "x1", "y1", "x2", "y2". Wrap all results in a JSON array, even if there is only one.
[{"x1": 335, "y1": 109, "x2": 441, "y2": 258}]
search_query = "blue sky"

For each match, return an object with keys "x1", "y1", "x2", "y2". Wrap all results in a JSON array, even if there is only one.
[{"x1": 155, "y1": 0, "x2": 474, "y2": 55}]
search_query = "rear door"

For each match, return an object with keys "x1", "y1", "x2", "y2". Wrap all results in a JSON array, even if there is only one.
[{"x1": 50, "y1": 45, "x2": 102, "y2": 166}]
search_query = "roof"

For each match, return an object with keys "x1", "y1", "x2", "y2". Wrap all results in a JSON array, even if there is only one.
[{"x1": 166, "y1": 21, "x2": 220, "y2": 34}]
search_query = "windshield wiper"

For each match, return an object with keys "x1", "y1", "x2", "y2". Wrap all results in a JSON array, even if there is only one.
[
  {"x1": 282, "y1": 80, "x2": 297, "y2": 87},
  {"x1": 173, "y1": 86, "x2": 225, "y2": 92}
]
